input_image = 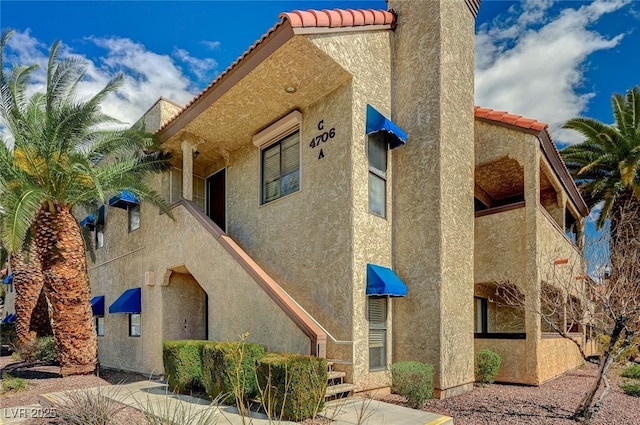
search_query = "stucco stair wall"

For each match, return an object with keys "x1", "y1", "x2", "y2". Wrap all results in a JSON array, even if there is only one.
[{"x1": 156, "y1": 200, "x2": 327, "y2": 357}]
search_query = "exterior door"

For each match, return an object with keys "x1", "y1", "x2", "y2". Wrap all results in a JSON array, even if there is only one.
[{"x1": 206, "y1": 168, "x2": 226, "y2": 232}]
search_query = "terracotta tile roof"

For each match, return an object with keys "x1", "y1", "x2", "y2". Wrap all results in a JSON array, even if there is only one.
[
  {"x1": 474, "y1": 106, "x2": 548, "y2": 132},
  {"x1": 157, "y1": 8, "x2": 394, "y2": 134},
  {"x1": 281, "y1": 9, "x2": 395, "y2": 28}
]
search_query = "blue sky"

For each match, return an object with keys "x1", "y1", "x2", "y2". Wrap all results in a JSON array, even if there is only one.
[{"x1": 1, "y1": 0, "x2": 638, "y2": 253}]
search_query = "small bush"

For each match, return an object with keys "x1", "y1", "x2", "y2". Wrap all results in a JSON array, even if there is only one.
[
  {"x1": 621, "y1": 363, "x2": 640, "y2": 380},
  {"x1": 620, "y1": 382, "x2": 640, "y2": 397},
  {"x1": 476, "y1": 349, "x2": 501, "y2": 384},
  {"x1": 202, "y1": 341, "x2": 265, "y2": 403},
  {"x1": 390, "y1": 361, "x2": 434, "y2": 409},
  {"x1": 256, "y1": 353, "x2": 327, "y2": 421},
  {"x1": 2, "y1": 373, "x2": 29, "y2": 392},
  {"x1": 18, "y1": 336, "x2": 57, "y2": 363},
  {"x1": 50, "y1": 386, "x2": 126, "y2": 425},
  {"x1": 162, "y1": 340, "x2": 212, "y2": 393}
]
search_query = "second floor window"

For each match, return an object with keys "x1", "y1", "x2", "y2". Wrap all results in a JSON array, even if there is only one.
[
  {"x1": 261, "y1": 131, "x2": 300, "y2": 204},
  {"x1": 368, "y1": 133, "x2": 387, "y2": 218}
]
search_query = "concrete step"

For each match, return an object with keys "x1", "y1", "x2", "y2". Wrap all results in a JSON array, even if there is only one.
[{"x1": 325, "y1": 383, "x2": 355, "y2": 399}]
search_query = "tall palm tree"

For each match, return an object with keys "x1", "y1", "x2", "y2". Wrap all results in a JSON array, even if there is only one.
[
  {"x1": 0, "y1": 31, "x2": 171, "y2": 375},
  {"x1": 562, "y1": 86, "x2": 640, "y2": 232},
  {"x1": 561, "y1": 87, "x2": 640, "y2": 423}
]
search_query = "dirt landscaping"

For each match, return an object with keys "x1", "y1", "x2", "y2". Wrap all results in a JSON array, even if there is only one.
[
  {"x1": 3, "y1": 355, "x2": 640, "y2": 424},
  {"x1": 381, "y1": 362, "x2": 640, "y2": 425}
]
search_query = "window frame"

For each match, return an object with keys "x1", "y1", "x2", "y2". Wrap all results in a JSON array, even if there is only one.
[
  {"x1": 95, "y1": 316, "x2": 105, "y2": 337},
  {"x1": 474, "y1": 297, "x2": 488, "y2": 334},
  {"x1": 260, "y1": 129, "x2": 301, "y2": 205},
  {"x1": 367, "y1": 133, "x2": 388, "y2": 218},
  {"x1": 368, "y1": 296, "x2": 388, "y2": 371},
  {"x1": 128, "y1": 204, "x2": 141, "y2": 232},
  {"x1": 129, "y1": 313, "x2": 141, "y2": 337}
]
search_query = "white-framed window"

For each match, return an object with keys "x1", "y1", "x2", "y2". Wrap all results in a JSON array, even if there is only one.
[
  {"x1": 261, "y1": 131, "x2": 300, "y2": 204},
  {"x1": 128, "y1": 204, "x2": 141, "y2": 232},
  {"x1": 95, "y1": 316, "x2": 105, "y2": 337},
  {"x1": 368, "y1": 297, "x2": 387, "y2": 370},
  {"x1": 129, "y1": 313, "x2": 141, "y2": 337},
  {"x1": 368, "y1": 133, "x2": 387, "y2": 218}
]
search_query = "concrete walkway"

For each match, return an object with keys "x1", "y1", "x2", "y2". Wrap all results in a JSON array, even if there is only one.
[{"x1": 25, "y1": 380, "x2": 452, "y2": 425}]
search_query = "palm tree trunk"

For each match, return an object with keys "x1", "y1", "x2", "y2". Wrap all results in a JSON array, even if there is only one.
[
  {"x1": 10, "y1": 250, "x2": 47, "y2": 345},
  {"x1": 34, "y1": 204, "x2": 97, "y2": 376},
  {"x1": 30, "y1": 288, "x2": 52, "y2": 337}
]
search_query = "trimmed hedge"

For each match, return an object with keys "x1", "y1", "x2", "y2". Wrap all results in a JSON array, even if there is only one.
[
  {"x1": 390, "y1": 361, "x2": 434, "y2": 409},
  {"x1": 256, "y1": 353, "x2": 327, "y2": 421},
  {"x1": 162, "y1": 340, "x2": 212, "y2": 393},
  {"x1": 202, "y1": 341, "x2": 265, "y2": 403},
  {"x1": 476, "y1": 349, "x2": 502, "y2": 384}
]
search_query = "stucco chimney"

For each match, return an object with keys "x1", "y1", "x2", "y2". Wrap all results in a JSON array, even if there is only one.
[{"x1": 389, "y1": 0, "x2": 477, "y2": 398}]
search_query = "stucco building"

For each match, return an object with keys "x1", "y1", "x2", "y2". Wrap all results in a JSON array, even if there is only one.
[{"x1": 1, "y1": 0, "x2": 594, "y2": 398}]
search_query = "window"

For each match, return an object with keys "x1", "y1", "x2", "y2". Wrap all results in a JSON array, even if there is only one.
[
  {"x1": 95, "y1": 225, "x2": 104, "y2": 249},
  {"x1": 368, "y1": 133, "x2": 387, "y2": 217},
  {"x1": 129, "y1": 313, "x2": 141, "y2": 337},
  {"x1": 368, "y1": 297, "x2": 387, "y2": 370},
  {"x1": 128, "y1": 204, "x2": 140, "y2": 232},
  {"x1": 261, "y1": 131, "x2": 300, "y2": 204},
  {"x1": 474, "y1": 297, "x2": 488, "y2": 334},
  {"x1": 168, "y1": 167, "x2": 206, "y2": 211},
  {"x1": 95, "y1": 316, "x2": 104, "y2": 337}
]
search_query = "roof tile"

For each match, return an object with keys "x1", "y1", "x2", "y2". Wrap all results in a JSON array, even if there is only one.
[{"x1": 158, "y1": 8, "x2": 394, "y2": 134}]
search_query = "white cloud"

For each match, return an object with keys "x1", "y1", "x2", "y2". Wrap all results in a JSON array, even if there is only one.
[
  {"x1": 172, "y1": 47, "x2": 217, "y2": 82},
  {"x1": 476, "y1": 0, "x2": 629, "y2": 145},
  {"x1": 1, "y1": 30, "x2": 216, "y2": 131},
  {"x1": 201, "y1": 40, "x2": 221, "y2": 50}
]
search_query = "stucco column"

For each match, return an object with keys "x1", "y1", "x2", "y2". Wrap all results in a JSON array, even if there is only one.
[
  {"x1": 181, "y1": 140, "x2": 194, "y2": 201},
  {"x1": 557, "y1": 189, "x2": 567, "y2": 229},
  {"x1": 389, "y1": 0, "x2": 476, "y2": 398},
  {"x1": 523, "y1": 142, "x2": 541, "y2": 384}
]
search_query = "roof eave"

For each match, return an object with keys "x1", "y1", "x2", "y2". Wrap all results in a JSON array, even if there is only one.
[{"x1": 157, "y1": 20, "x2": 295, "y2": 143}]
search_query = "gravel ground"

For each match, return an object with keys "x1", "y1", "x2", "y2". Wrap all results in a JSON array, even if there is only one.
[{"x1": 381, "y1": 363, "x2": 640, "y2": 425}]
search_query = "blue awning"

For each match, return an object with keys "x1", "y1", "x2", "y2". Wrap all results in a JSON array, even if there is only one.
[
  {"x1": 109, "y1": 190, "x2": 139, "y2": 209},
  {"x1": 91, "y1": 295, "x2": 105, "y2": 316},
  {"x1": 2, "y1": 274, "x2": 12, "y2": 284},
  {"x1": 366, "y1": 264, "x2": 407, "y2": 297},
  {"x1": 80, "y1": 214, "x2": 96, "y2": 230},
  {"x1": 2, "y1": 313, "x2": 16, "y2": 324},
  {"x1": 366, "y1": 104, "x2": 407, "y2": 149},
  {"x1": 109, "y1": 288, "x2": 141, "y2": 314}
]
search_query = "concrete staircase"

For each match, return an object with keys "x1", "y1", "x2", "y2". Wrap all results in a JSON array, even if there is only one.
[{"x1": 324, "y1": 360, "x2": 355, "y2": 401}]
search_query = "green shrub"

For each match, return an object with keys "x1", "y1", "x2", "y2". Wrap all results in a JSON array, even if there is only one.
[
  {"x1": 256, "y1": 353, "x2": 327, "y2": 421},
  {"x1": 202, "y1": 341, "x2": 265, "y2": 403},
  {"x1": 390, "y1": 361, "x2": 434, "y2": 409},
  {"x1": 620, "y1": 381, "x2": 640, "y2": 397},
  {"x1": 621, "y1": 363, "x2": 640, "y2": 380},
  {"x1": 18, "y1": 336, "x2": 57, "y2": 363},
  {"x1": 476, "y1": 349, "x2": 502, "y2": 384},
  {"x1": 2, "y1": 373, "x2": 29, "y2": 392},
  {"x1": 162, "y1": 340, "x2": 212, "y2": 393}
]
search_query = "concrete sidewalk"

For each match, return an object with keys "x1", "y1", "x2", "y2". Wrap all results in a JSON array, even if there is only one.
[{"x1": 33, "y1": 380, "x2": 453, "y2": 425}]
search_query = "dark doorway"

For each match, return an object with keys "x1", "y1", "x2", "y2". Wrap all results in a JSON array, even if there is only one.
[{"x1": 206, "y1": 168, "x2": 226, "y2": 231}]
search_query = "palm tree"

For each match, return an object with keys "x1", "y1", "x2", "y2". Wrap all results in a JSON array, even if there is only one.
[
  {"x1": 561, "y1": 87, "x2": 640, "y2": 423},
  {"x1": 562, "y1": 86, "x2": 640, "y2": 232},
  {"x1": 0, "y1": 31, "x2": 171, "y2": 375}
]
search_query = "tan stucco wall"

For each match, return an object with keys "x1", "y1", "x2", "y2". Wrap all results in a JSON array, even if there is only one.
[
  {"x1": 309, "y1": 29, "x2": 394, "y2": 390},
  {"x1": 538, "y1": 337, "x2": 584, "y2": 383},
  {"x1": 474, "y1": 339, "x2": 531, "y2": 384},
  {"x1": 390, "y1": 0, "x2": 476, "y2": 397}
]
